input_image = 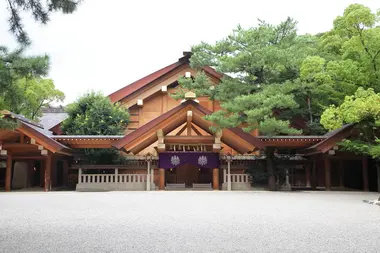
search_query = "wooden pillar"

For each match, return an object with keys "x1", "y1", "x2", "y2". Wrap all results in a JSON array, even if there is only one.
[
  {"x1": 44, "y1": 155, "x2": 52, "y2": 192},
  {"x1": 51, "y1": 156, "x2": 57, "y2": 188},
  {"x1": 305, "y1": 163, "x2": 311, "y2": 188},
  {"x1": 266, "y1": 147, "x2": 276, "y2": 191},
  {"x1": 362, "y1": 157, "x2": 369, "y2": 192},
  {"x1": 311, "y1": 159, "x2": 317, "y2": 190},
  {"x1": 213, "y1": 168, "x2": 219, "y2": 190},
  {"x1": 159, "y1": 168, "x2": 165, "y2": 190},
  {"x1": 339, "y1": 160, "x2": 344, "y2": 188},
  {"x1": 62, "y1": 160, "x2": 69, "y2": 187},
  {"x1": 324, "y1": 157, "x2": 331, "y2": 191},
  {"x1": 5, "y1": 155, "x2": 12, "y2": 192}
]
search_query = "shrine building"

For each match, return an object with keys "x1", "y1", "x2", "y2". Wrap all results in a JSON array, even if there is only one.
[{"x1": 0, "y1": 52, "x2": 379, "y2": 192}]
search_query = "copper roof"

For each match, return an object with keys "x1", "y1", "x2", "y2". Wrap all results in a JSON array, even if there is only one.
[{"x1": 108, "y1": 52, "x2": 223, "y2": 103}]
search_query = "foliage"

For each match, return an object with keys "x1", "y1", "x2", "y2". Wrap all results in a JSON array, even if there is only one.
[
  {"x1": 321, "y1": 87, "x2": 380, "y2": 159},
  {"x1": 0, "y1": 117, "x2": 19, "y2": 130},
  {"x1": 5, "y1": 0, "x2": 81, "y2": 45},
  {"x1": 317, "y1": 4, "x2": 380, "y2": 92},
  {"x1": 175, "y1": 4, "x2": 380, "y2": 137},
  {"x1": 13, "y1": 78, "x2": 65, "y2": 120},
  {"x1": 177, "y1": 17, "x2": 317, "y2": 135},
  {"x1": 0, "y1": 46, "x2": 64, "y2": 121},
  {"x1": 61, "y1": 92, "x2": 130, "y2": 164}
]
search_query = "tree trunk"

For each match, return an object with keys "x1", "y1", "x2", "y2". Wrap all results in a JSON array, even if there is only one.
[{"x1": 266, "y1": 147, "x2": 276, "y2": 191}]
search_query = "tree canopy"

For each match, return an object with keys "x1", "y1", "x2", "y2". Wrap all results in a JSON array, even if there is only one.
[
  {"x1": 61, "y1": 92, "x2": 130, "y2": 164},
  {"x1": 0, "y1": 46, "x2": 64, "y2": 121},
  {"x1": 177, "y1": 4, "x2": 380, "y2": 137},
  {"x1": 176, "y1": 17, "x2": 316, "y2": 136},
  {"x1": 321, "y1": 88, "x2": 380, "y2": 159},
  {"x1": 5, "y1": 0, "x2": 81, "y2": 45}
]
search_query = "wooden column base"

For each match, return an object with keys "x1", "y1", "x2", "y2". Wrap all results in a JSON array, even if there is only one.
[
  {"x1": 159, "y1": 168, "x2": 165, "y2": 190},
  {"x1": 213, "y1": 168, "x2": 219, "y2": 190}
]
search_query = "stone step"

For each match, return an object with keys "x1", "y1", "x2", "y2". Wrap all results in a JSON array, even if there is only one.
[
  {"x1": 192, "y1": 183, "x2": 212, "y2": 189},
  {"x1": 166, "y1": 183, "x2": 186, "y2": 190}
]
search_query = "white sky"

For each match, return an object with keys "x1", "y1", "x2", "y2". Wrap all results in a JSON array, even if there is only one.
[{"x1": 0, "y1": 0, "x2": 379, "y2": 104}]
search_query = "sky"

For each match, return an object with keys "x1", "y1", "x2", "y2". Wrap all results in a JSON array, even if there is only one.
[{"x1": 0, "y1": 0, "x2": 379, "y2": 104}]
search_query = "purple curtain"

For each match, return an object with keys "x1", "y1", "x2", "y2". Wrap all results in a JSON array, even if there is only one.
[{"x1": 159, "y1": 152, "x2": 220, "y2": 169}]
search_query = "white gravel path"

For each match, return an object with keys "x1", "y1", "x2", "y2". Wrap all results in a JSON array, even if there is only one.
[{"x1": 0, "y1": 191, "x2": 379, "y2": 253}]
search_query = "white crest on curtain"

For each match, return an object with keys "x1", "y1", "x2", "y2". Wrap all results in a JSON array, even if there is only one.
[
  {"x1": 198, "y1": 155, "x2": 208, "y2": 166},
  {"x1": 170, "y1": 155, "x2": 180, "y2": 166}
]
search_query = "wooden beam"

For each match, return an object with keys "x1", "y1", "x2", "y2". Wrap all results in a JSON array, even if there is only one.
[
  {"x1": 3, "y1": 143, "x2": 39, "y2": 150},
  {"x1": 19, "y1": 133, "x2": 25, "y2": 144},
  {"x1": 176, "y1": 124, "x2": 187, "y2": 136},
  {"x1": 5, "y1": 155, "x2": 12, "y2": 192},
  {"x1": 13, "y1": 156, "x2": 47, "y2": 160},
  {"x1": 191, "y1": 124, "x2": 202, "y2": 136},
  {"x1": 68, "y1": 144, "x2": 113, "y2": 149},
  {"x1": 164, "y1": 136, "x2": 215, "y2": 144},
  {"x1": 187, "y1": 111, "x2": 192, "y2": 136}
]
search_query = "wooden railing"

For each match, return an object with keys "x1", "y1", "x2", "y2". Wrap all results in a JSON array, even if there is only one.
[
  {"x1": 224, "y1": 174, "x2": 251, "y2": 183},
  {"x1": 79, "y1": 174, "x2": 147, "y2": 184}
]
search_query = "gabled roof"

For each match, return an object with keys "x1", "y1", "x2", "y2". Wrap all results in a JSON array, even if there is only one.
[
  {"x1": 108, "y1": 52, "x2": 223, "y2": 103},
  {"x1": 112, "y1": 100, "x2": 264, "y2": 154},
  {"x1": 300, "y1": 124, "x2": 354, "y2": 156},
  {"x1": 1, "y1": 110, "x2": 43, "y2": 129},
  {"x1": 19, "y1": 123, "x2": 72, "y2": 155},
  {"x1": 0, "y1": 110, "x2": 72, "y2": 155},
  {"x1": 39, "y1": 112, "x2": 68, "y2": 132}
]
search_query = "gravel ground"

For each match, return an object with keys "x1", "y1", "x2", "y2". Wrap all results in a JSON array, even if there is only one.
[{"x1": 0, "y1": 191, "x2": 379, "y2": 253}]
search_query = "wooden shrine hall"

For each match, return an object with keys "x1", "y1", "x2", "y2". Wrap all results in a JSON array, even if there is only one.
[{"x1": 1, "y1": 52, "x2": 379, "y2": 192}]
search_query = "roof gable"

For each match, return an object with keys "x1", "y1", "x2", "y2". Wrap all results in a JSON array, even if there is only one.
[
  {"x1": 108, "y1": 52, "x2": 223, "y2": 104},
  {"x1": 300, "y1": 124, "x2": 354, "y2": 156},
  {"x1": 112, "y1": 100, "x2": 264, "y2": 154}
]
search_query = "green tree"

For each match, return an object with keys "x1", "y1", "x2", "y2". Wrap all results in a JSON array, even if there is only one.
[
  {"x1": 321, "y1": 88, "x2": 380, "y2": 159},
  {"x1": 319, "y1": 4, "x2": 380, "y2": 88},
  {"x1": 13, "y1": 78, "x2": 65, "y2": 120},
  {"x1": 5, "y1": 0, "x2": 81, "y2": 45},
  {"x1": 179, "y1": 18, "x2": 316, "y2": 135},
  {"x1": 289, "y1": 4, "x2": 380, "y2": 134},
  {"x1": 321, "y1": 87, "x2": 380, "y2": 198},
  {"x1": 0, "y1": 46, "x2": 64, "y2": 120},
  {"x1": 176, "y1": 18, "x2": 317, "y2": 190},
  {"x1": 61, "y1": 92, "x2": 130, "y2": 164}
]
